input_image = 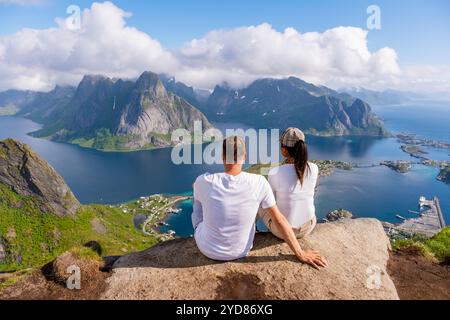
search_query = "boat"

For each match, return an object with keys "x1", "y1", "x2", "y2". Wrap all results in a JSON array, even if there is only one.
[{"x1": 396, "y1": 215, "x2": 406, "y2": 220}]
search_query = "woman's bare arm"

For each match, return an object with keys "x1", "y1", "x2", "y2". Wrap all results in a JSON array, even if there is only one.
[{"x1": 265, "y1": 205, "x2": 328, "y2": 269}]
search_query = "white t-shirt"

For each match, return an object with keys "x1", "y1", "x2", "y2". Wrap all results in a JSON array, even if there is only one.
[
  {"x1": 192, "y1": 172, "x2": 276, "y2": 261},
  {"x1": 268, "y1": 163, "x2": 319, "y2": 228}
]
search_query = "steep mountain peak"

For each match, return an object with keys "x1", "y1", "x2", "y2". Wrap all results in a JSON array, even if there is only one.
[
  {"x1": 0, "y1": 139, "x2": 80, "y2": 216},
  {"x1": 76, "y1": 74, "x2": 114, "y2": 99},
  {"x1": 135, "y1": 71, "x2": 167, "y2": 98},
  {"x1": 79, "y1": 74, "x2": 111, "y2": 86}
]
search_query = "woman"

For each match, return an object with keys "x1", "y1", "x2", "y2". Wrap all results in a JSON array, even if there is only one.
[{"x1": 261, "y1": 127, "x2": 319, "y2": 239}]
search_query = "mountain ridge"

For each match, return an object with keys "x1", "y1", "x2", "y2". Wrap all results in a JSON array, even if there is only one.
[
  {"x1": 28, "y1": 71, "x2": 212, "y2": 152},
  {"x1": 201, "y1": 77, "x2": 387, "y2": 136}
]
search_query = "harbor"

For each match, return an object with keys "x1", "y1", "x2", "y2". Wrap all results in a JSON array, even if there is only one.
[{"x1": 383, "y1": 196, "x2": 447, "y2": 237}]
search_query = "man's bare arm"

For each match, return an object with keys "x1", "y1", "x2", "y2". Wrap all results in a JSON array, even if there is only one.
[{"x1": 265, "y1": 205, "x2": 328, "y2": 269}]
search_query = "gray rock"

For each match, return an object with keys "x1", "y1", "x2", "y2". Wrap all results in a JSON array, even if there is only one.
[
  {"x1": 0, "y1": 139, "x2": 80, "y2": 216},
  {"x1": 326, "y1": 209, "x2": 353, "y2": 221},
  {"x1": 102, "y1": 218, "x2": 398, "y2": 300}
]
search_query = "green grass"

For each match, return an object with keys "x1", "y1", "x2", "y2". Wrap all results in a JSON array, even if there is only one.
[
  {"x1": 0, "y1": 183, "x2": 158, "y2": 272},
  {"x1": 391, "y1": 227, "x2": 450, "y2": 263},
  {"x1": 68, "y1": 128, "x2": 161, "y2": 152},
  {"x1": 0, "y1": 104, "x2": 20, "y2": 116},
  {"x1": 424, "y1": 227, "x2": 450, "y2": 262}
]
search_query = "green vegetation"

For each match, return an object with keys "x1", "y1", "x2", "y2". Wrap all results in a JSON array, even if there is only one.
[
  {"x1": 0, "y1": 269, "x2": 33, "y2": 291},
  {"x1": 381, "y1": 160, "x2": 412, "y2": 173},
  {"x1": 246, "y1": 160, "x2": 352, "y2": 178},
  {"x1": 0, "y1": 104, "x2": 20, "y2": 116},
  {"x1": 437, "y1": 166, "x2": 450, "y2": 184},
  {"x1": 424, "y1": 227, "x2": 450, "y2": 262},
  {"x1": 391, "y1": 227, "x2": 450, "y2": 263},
  {"x1": 68, "y1": 129, "x2": 173, "y2": 152},
  {"x1": 119, "y1": 194, "x2": 188, "y2": 238},
  {"x1": 0, "y1": 183, "x2": 158, "y2": 272}
]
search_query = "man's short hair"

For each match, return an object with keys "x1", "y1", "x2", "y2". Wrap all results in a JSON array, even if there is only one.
[{"x1": 223, "y1": 136, "x2": 246, "y2": 164}]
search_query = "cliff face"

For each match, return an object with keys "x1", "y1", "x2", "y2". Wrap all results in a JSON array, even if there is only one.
[
  {"x1": 102, "y1": 218, "x2": 399, "y2": 300},
  {"x1": 116, "y1": 72, "x2": 211, "y2": 145},
  {"x1": 0, "y1": 139, "x2": 79, "y2": 216}
]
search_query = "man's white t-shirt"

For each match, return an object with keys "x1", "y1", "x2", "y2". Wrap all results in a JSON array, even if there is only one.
[
  {"x1": 268, "y1": 163, "x2": 319, "y2": 228},
  {"x1": 192, "y1": 172, "x2": 276, "y2": 261}
]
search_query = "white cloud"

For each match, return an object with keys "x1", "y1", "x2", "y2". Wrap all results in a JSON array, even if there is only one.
[
  {"x1": 0, "y1": 1, "x2": 449, "y2": 94},
  {"x1": 0, "y1": 1, "x2": 178, "y2": 91},
  {"x1": 175, "y1": 24, "x2": 404, "y2": 90}
]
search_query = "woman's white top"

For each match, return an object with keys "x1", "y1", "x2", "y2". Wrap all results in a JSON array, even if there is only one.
[{"x1": 268, "y1": 162, "x2": 319, "y2": 228}]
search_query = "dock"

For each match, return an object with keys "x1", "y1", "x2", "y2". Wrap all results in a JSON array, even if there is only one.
[
  {"x1": 434, "y1": 197, "x2": 447, "y2": 229},
  {"x1": 383, "y1": 196, "x2": 446, "y2": 237}
]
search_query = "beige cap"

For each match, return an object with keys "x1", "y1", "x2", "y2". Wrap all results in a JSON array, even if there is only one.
[{"x1": 280, "y1": 127, "x2": 305, "y2": 147}]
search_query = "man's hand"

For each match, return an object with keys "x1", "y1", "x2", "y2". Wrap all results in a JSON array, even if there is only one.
[{"x1": 297, "y1": 250, "x2": 328, "y2": 269}]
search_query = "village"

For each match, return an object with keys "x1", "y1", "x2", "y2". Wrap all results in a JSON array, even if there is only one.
[{"x1": 116, "y1": 194, "x2": 191, "y2": 240}]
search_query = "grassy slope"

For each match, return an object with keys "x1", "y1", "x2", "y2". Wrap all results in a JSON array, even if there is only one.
[
  {"x1": 36, "y1": 128, "x2": 170, "y2": 152},
  {"x1": 392, "y1": 227, "x2": 450, "y2": 263},
  {"x1": 0, "y1": 105, "x2": 20, "y2": 116},
  {"x1": 0, "y1": 183, "x2": 158, "y2": 272}
]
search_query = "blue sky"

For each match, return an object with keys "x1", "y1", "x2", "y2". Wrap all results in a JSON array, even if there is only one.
[
  {"x1": 0, "y1": 0, "x2": 449, "y2": 92},
  {"x1": 1, "y1": 0, "x2": 449, "y2": 66}
]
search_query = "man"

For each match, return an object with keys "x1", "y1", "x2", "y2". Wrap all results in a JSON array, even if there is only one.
[{"x1": 192, "y1": 136, "x2": 327, "y2": 269}]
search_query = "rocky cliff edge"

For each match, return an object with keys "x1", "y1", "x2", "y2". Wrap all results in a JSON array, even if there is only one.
[{"x1": 102, "y1": 218, "x2": 399, "y2": 300}]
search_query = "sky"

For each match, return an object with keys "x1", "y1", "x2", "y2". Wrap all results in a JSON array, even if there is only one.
[{"x1": 0, "y1": 0, "x2": 450, "y2": 93}]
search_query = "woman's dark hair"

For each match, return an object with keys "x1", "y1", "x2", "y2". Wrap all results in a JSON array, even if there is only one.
[{"x1": 283, "y1": 140, "x2": 310, "y2": 185}]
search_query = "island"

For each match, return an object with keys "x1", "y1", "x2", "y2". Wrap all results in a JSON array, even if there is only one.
[
  {"x1": 246, "y1": 160, "x2": 353, "y2": 177},
  {"x1": 397, "y1": 133, "x2": 450, "y2": 149},
  {"x1": 400, "y1": 145, "x2": 429, "y2": 159},
  {"x1": 397, "y1": 133, "x2": 450, "y2": 160},
  {"x1": 381, "y1": 160, "x2": 412, "y2": 173},
  {"x1": 437, "y1": 166, "x2": 450, "y2": 185}
]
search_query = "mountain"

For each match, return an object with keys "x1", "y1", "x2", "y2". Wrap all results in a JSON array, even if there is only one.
[
  {"x1": 159, "y1": 74, "x2": 199, "y2": 108},
  {"x1": 343, "y1": 88, "x2": 427, "y2": 106},
  {"x1": 159, "y1": 74, "x2": 211, "y2": 108},
  {"x1": 29, "y1": 71, "x2": 212, "y2": 151},
  {"x1": 0, "y1": 90, "x2": 38, "y2": 116},
  {"x1": 17, "y1": 86, "x2": 76, "y2": 122},
  {"x1": 0, "y1": 139, "x2": 79, "y2": 216},
  {"x1": 0, "y1": 139, "x2": 155, "y2": 271},
  {"x1": 203, "y1": 77, "x2": 387, "y2": 136}
]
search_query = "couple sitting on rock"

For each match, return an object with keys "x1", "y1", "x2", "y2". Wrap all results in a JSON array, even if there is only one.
[{"x1": 192, "y1": 128, "x2": 328, "y2": 269}]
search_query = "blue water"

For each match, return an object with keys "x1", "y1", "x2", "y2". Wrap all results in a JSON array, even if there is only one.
[
  {"x1": 373, "y1": 103, "x2": 450, "y2": 142},
  {"x1": 0, "y1": 103, "x2": 449, "y2": 238}
]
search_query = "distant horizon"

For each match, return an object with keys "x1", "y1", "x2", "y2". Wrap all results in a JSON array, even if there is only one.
[{"x1": 2, "y1": 70, "x2": 450, "y2": 102}]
